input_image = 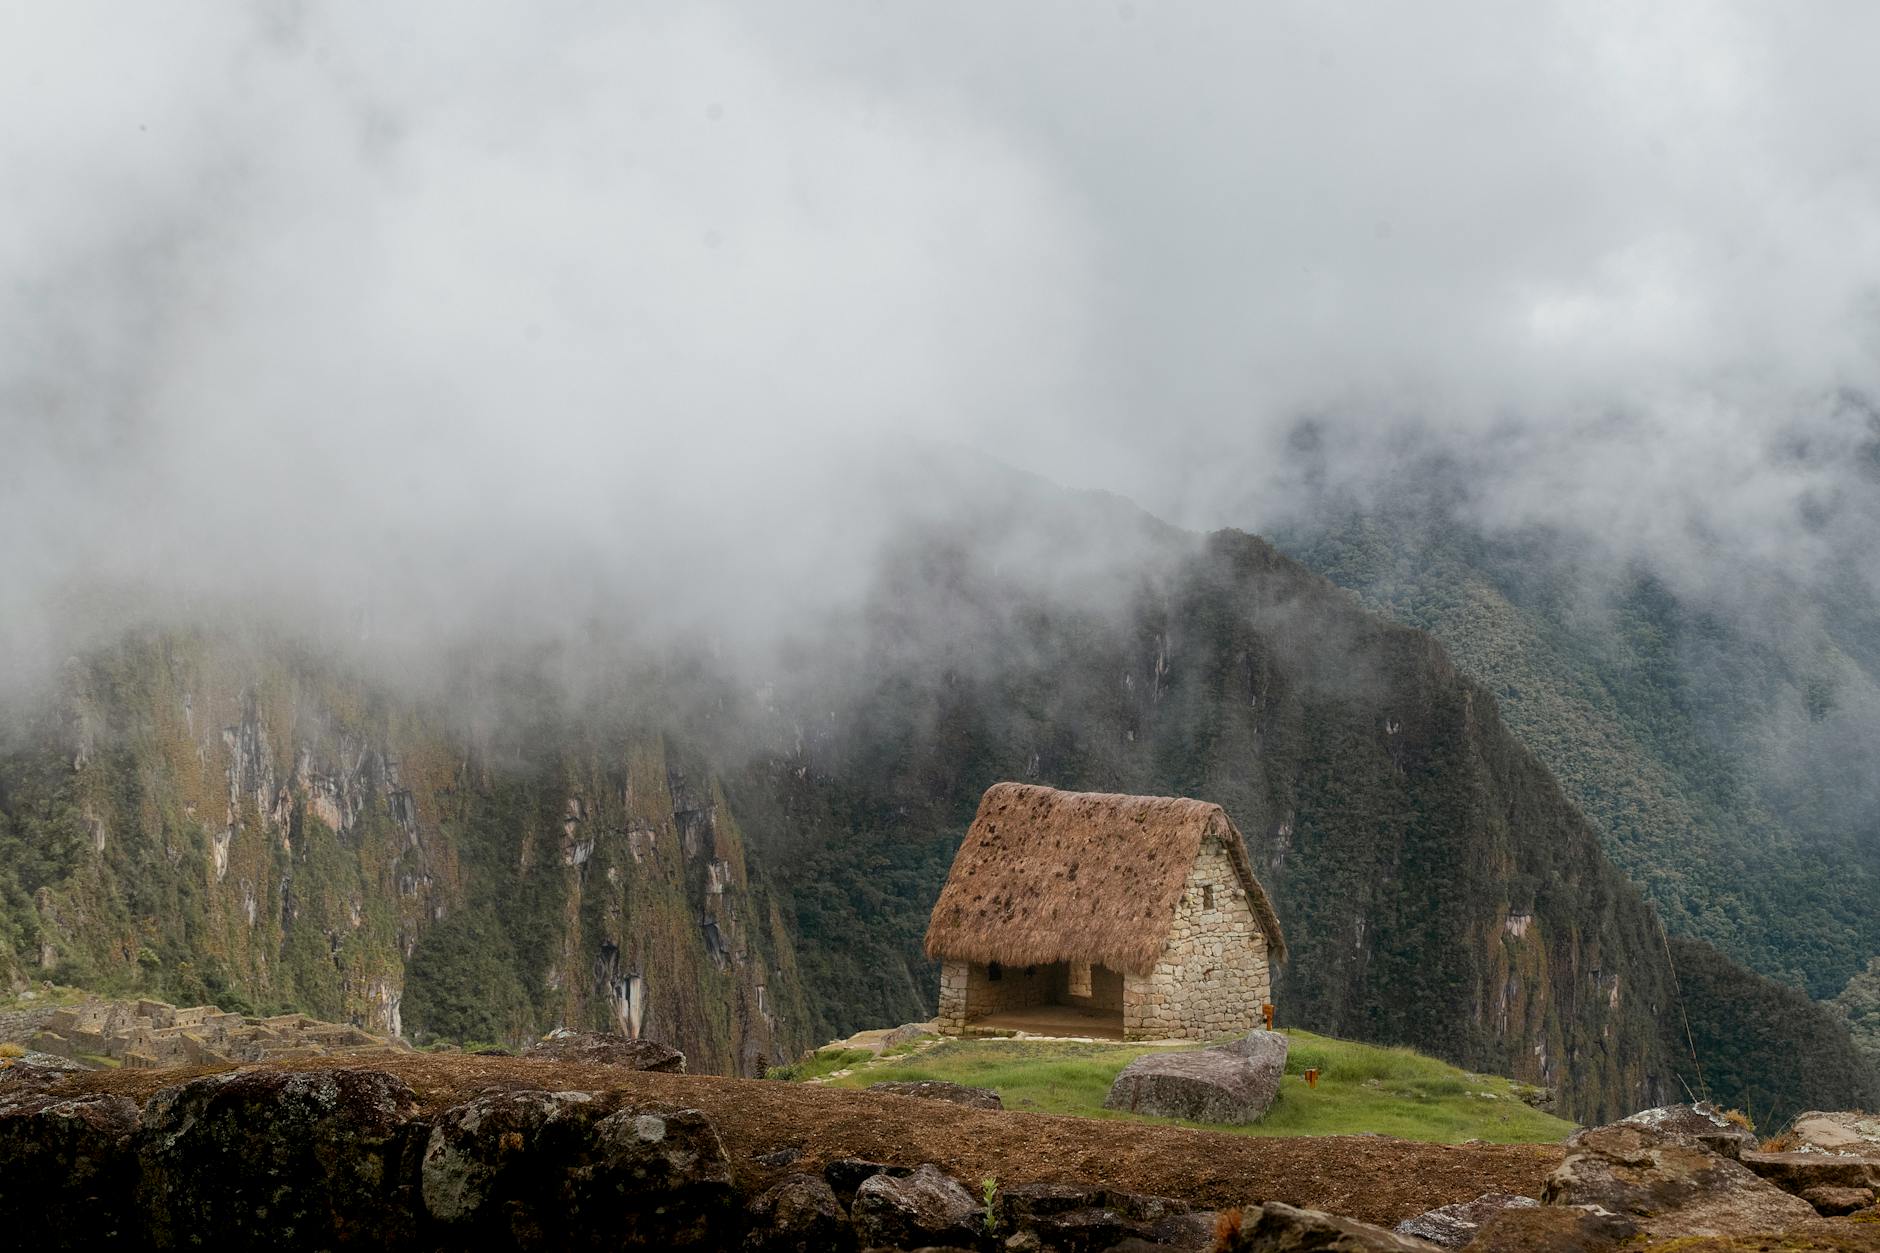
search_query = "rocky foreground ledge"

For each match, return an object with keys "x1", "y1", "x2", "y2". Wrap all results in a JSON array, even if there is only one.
[{"x1": 1, "y1": 1041, "x2": 1876, "y2": 1250}]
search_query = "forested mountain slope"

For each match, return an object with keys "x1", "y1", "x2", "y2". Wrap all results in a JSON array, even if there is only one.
[
  {"x1": 1274, "y1": 501, "x2": 1880, "y2": 1002},
  {"x1": 0, "y1": 635, "x2": 810, "y2": 1075}
]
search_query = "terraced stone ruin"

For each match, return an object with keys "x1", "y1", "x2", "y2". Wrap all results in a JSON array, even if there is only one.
[{"x1": 27, "y1": 998, "x2": 408, "y2": 1070}]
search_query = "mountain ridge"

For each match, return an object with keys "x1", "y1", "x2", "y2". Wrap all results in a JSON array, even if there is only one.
[{"x1": 0, "y1": 478, "x2": 1871, "y2": 1121}]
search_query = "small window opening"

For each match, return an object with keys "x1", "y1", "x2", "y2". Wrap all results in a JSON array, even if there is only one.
[
  {"x1": 1202, "y1": 885, "x2": 1215, "y2": 910},
  {"x1": 986, "y1": 961, "x2": 1003, "y2": 982},
  {"x1": 1069, "y1": 960, "x2": 1092, "y2": 998}
]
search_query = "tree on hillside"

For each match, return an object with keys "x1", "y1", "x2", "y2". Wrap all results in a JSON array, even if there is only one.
[{"x1": 1835, "y1": 958, "x2": 1880, "y2": 1073}]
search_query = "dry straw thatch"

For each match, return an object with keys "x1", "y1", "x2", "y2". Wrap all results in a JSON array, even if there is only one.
[{"x1": 923, "y1": 782, "x2": 1286, "y2": 975}]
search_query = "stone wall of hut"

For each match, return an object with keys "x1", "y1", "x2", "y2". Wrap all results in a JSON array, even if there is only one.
[
  {"x1": 937, "y1": 958, "x2": 1126, "y2": 1032},
  {"x1": 1066, "y1": 961, "x2": 1125, "y2": 1013},
  {"x1": 936, "y1": 958, "x2": 1055, "y2": 1030},
  {"x1": 935, "y1": 836, "x2": 1273, "y2": 1039},
  {"x1": 1121, "y1": 835, "x2": 1271, "y2": 1039}
]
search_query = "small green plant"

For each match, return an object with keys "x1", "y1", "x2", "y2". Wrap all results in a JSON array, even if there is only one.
[
  {"x1": 765, "y1": 1047, "x2": 875, "y2": 1083},
  {"x1": 981, "y1": 1175, "x2": 1000, "y2": 1235},
  {"x1": 0, "y1": 1042, "x2": 25, "y2": 1059}
]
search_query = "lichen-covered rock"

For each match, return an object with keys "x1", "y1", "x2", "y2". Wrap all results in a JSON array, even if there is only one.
[
  {"x1": 1612, "y1": 1102, "x2": 1756, "y2": 1159},
  {"x1": 420, "y1": 1088, "x2": 734, "y2": 1249},
  {"x1": 850, "y1": 1163, "x2": 983, "y2": 1250},
  {"x1": 1390, "y1": 1192, "x2": 1537, "y2": 1247},
  {"x1": 1103, "y1": 1030, "x2": 1286, "y2": 1124},
  {"x1": 1216, "y1": 1201, "x2": 1440, "y2": 1250},
  {"x1": 744, "y1": 1172, "x2": 853, "y2": 1252},
  {"x1": 1544, "y1": 1121, "x2": 1817, "y2": 1239},
  {"x1": 882, "y1": 1021, "x2": 938, "y2": 1049},
  {"x1": 866, "y1": 1080, "x2": 1003, "y2": 1110},
  {"x1": 138, "y1": 1067, "x2": 423, "y2": 1250},
  {"x1": 0, "y1": 1090, "x2": 143, "y2": 1247},
  {"x1": 824, "y1": 1157, "x2": 912, "y2": 1203},
  {"x1": 0, "y1": 1054, "x2": 86, "y2": 1098},
  {"x1": 1742, "y1": 1148, "x2": 1880, "y2": 1195},
  {"x1": 1786, "y1": 1110, "x2": 1880, "y2": 1155},
  {"x1": 1799, "y1": 1184, "x2": 1876, "y2": 1216},
  {"x1": 521, "y1": 1028, "x2": 686, "y2": 1072},
  {"x1": 1463, "y1": 1204, "x2": 1639, "y2": 1252}
]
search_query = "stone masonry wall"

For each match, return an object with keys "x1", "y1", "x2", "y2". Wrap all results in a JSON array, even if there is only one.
[
  {"x1": 1122, "y1": 836, "x2": 1271, "y2": 1040},
  {"x1": 1061, "y1": 962, "x2": 1125, "y2": 1013},
  {"x1": 937, "y1": 960, "x2": 967, "y2": 1032},
  {"x1": 936, "y1": 959, "x2": 1066, "y2": 1032},
  {"x1": 963, "y1": 960, "x2": 1053, "y2": 1017}
]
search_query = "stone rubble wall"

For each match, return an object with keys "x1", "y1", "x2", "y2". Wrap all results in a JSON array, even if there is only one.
[{"x1": 1123, "y1": 836, "x2": 1271, "y2": 1040}]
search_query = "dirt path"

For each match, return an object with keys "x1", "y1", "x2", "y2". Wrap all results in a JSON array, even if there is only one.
[{"x1": 61, "y1": 1053, "x2": 1562, "y2": 1225}]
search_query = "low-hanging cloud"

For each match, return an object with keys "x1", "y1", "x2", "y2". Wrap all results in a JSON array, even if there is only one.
[{"x1": 4, "y1": 1, "x2": 1880, "y2": 688}]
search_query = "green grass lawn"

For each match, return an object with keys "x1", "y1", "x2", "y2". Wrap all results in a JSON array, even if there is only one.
[{"x1": 788, "y1": 1030, "x2": 1577, "y2": 1144}]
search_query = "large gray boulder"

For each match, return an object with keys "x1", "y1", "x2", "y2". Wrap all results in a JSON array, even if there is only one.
[
  {"x1": 1544, "y1": 1120, "x2": 1817, "y2": 1240},
  {"x1": 1103, "y1": 1030, "x2": 1287, "y2": 1124},
  {"x1": 1612, "y1": 1102, "x2": 1756, "y2": 1159},
  {"x1": 421, "y1": 1088, "x2": 734, "y2": 1249},
  {"x1": 850, "y1": 1162, "x2": 984, "y2": 1249},
  {"x1": 0, "y1": 1055, "x2": 86, "y2": 1099},
  {"x1": 1464, "y1": 1204, "x2": 1639, "y2": 1252},
  {"x1": 1391, "y1": 1192, "x2": 1538, "y2": 1248},
  {"x1": 744, "y1": 1172, "x2": 853, "y2": 1253},
  {"x1": 1786, "y1": 1110, "x2": 1880, "y2": 1155},
  {"x1": 521, "y1": 1028, "x2": 686, "y2": 1072}
]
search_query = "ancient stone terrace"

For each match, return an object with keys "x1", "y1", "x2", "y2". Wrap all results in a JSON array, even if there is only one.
[{"x1": 28, "y1": 997, "x2": 409, "y2": 1070}]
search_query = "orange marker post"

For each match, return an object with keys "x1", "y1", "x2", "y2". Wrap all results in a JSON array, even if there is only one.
[
  {"x1": 1305, "y1": 1068, "x2": 1319, "y2": 1089},
  {"x1": 1261, "y1": 1003, "x2": 1275, "y2": 1030}
]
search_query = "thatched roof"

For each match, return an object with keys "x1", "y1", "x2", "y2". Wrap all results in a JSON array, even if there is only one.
[{"x1": 923, "y1": 783, "x2": 1286, "y2": 975}]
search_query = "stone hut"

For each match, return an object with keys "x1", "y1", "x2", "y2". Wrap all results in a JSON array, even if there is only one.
[{"x1": 924, "y1": 783, "x2": 1285, "y2": 1040}]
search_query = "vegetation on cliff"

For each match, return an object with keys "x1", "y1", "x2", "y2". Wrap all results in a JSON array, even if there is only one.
[
  {"x1": 1836, "y1": 958, "x2": 1880, "y2": 1074},
  {"x1": 1275, "y1": 498, "x2": 1880, "y2": 1003},
  {"x1": 0, "y1": 631, "x2": 810, "y2": 1075},
  {"x1": 1669, "y1": 937, "x2": 1880, "y2": 1125}
]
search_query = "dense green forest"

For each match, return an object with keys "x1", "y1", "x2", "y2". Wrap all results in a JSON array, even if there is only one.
[
  {"x1": 1276, "y1": 500, "x2": 1880, "y2": 1003},
  {"x1": 1670, "y1": 937, "x2": 1880, "y2": 1125},
  {"x1": 1836, "y1": 958, "x2": 1880, "y2": 1074}
]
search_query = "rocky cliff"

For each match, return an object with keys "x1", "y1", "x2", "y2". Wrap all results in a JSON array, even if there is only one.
[{"x1": 0, "y1": 632, "x2": 808, "y2": 1075}]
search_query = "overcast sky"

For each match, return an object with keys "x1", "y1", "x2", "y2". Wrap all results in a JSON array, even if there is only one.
[{"x1": 5, "y1": 1, "x2": 1880, "y2": 677}]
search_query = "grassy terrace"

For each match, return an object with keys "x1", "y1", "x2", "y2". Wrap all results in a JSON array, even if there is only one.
[{"x1": 775, "y1": 1030, "x2": 1577, "y2": 1145}]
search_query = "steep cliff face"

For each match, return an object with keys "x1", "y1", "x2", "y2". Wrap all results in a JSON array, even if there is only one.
[{"x1": 0, "y1": 633, "x2": 810, "y2": 1075}]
